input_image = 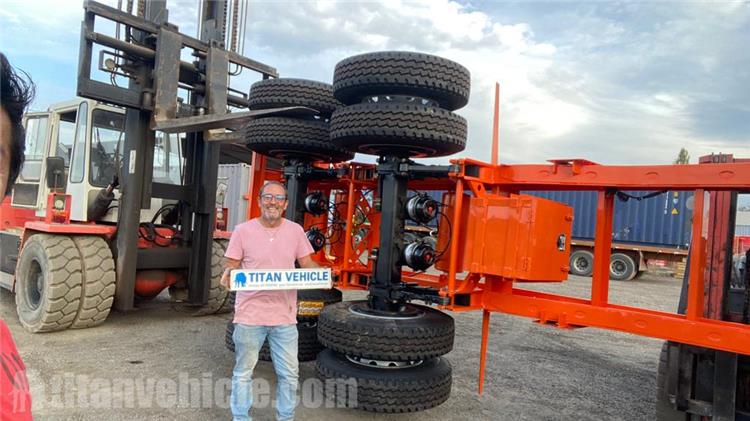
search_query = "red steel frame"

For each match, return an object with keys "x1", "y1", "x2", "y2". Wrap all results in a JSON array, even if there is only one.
[
  {"x1": 246, "y1": 152, "x2": 750, "y2": 387},
  {"x1": 244, "y1": 87, "x2": 750, "y2": 394}
]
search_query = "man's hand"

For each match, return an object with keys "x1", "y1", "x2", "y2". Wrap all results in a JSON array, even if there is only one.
[
  {"x1": 297, "y1": 254, "x2": 319, "y2": 269},
  {"x1": 220, "y1": 269, "x2": 231, "y2": 290},
  {"x1": 221, "y1": 257, "x2": 241, "y2": 290}
]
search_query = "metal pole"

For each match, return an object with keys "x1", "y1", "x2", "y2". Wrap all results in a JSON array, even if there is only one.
[
  {"x1": 369, "y1": 155, "x2": 408, "y2": 312},
  {"x1": 186, "y1": 0, "x2": 227, "y2": 305},
  {"x1": 113, "y1": 0, "x2": 167, "y2": 311},
  {"x1": 284, "y1": 161, "x2": 310, "y2": 225}
]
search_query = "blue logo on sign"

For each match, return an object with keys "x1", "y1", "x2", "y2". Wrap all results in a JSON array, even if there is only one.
[{"x1": 234, "y1": 272, "x2": 247, "y2": 288}]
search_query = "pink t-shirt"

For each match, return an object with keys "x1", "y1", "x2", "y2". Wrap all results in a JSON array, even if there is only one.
[{"x1": 225, "y1": 218, "x2": 315, "y2": 326}]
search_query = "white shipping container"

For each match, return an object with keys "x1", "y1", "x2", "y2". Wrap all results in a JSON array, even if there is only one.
[{"x1": 218, "y1": 163, "x2": 251, "y2": 231}]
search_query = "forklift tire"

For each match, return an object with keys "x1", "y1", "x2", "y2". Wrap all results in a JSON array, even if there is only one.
[
  {"x1": 610, "y1": 253, "x2": 637, "y2": 281},
  {"x1": 297, "y1": 288, "x2": 343, "y2": 321},
  {"x1": 318, "y1": 300, "x2": 454, "y2": 361},
  {"x1": 315, "y1": 348, "x2": 452, "y2": 413},
  {"x1": 332, "y1": 51, "x2": 471, "y2": 111},
  {"x1": 330, "y1": 102, "x2": 467, "y2": 158},
  {"x1": 70, "y1": 236, "x2": 116, "y2": 329},
  {"x1": 171, "y1": 239, "x2": 232, "y2": 315},
  {"x1": 245, "y1": 117, "x2": 354, "y2": 163},
  {"x1": 226, "y1": 320, "x2": 323, "y2": 362},
  {"x1": 655, "y1": 342, "x2": 689, "y2": 420},
  {"x1": 15, "y1": 234, "x2": 83, "y2": 333},
  {"x1": 248, "y1": 78, "x2": 342, "y2": 118},
  {"x1": 569, "y1": 249, "x2": 594, "y2": 277}
]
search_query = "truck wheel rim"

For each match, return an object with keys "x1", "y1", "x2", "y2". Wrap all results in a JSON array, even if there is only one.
[
  {"x1": 345, "y1": 354, "x2": 423, "y2": 369},
  {"x1": 27, "y1": 259, "x2": 44, "y2": 310},
  {"x1": 610, "y1": 260, "x2": 626, "y2": 276},
  {"x1": 573, "y1": 257, "x2": 589, "y2": 272}
]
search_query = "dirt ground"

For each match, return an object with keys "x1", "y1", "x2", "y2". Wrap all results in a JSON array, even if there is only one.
[{"x1": 1, "y1": 273, "x2": 682, "y2": 420}]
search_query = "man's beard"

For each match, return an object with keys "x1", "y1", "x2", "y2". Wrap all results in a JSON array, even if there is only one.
[{"x1": 262, "y1": 206, "x2": 283, "y2": 222}]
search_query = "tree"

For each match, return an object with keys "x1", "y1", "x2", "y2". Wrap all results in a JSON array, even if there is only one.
[{"x1": 674, "y1": 148, "x2": 690, "y2": 164}]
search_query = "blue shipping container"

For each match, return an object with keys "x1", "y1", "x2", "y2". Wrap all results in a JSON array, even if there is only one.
[{"x1": 524, "y1": 191, "x2": 693, "y2": 248}]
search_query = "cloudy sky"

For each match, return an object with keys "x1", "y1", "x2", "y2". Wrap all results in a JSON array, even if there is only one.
[{"x1": 1, "y1": 0, "x2": 748, "y2": 169}]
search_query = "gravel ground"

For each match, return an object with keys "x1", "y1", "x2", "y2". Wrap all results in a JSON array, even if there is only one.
[{"x1": 1, "y1": 273, "x2": 681, "y2": 420}]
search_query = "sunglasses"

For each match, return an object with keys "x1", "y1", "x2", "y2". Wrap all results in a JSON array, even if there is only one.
[{"x1": 260, "y1": 194, "x2": 287, "y2": 203}]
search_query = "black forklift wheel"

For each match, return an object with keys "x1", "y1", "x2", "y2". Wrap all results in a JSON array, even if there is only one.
[
  {"x1": 169, "y1": 239, "x2": 232, "y2": 315},
  {"x1": 315, "y1": 348, "x2": 452, "y2": 413},
  {"x1": 15, "y1": 234, "x2": 83, "y2": 333},
  {"x1": 318, "y1": 300, "x2": 455, "y2": 361},
  {"x1": 330, "y1": 102, "x2": 467, "y2": 158},
  {"x1": 245, "y1": 117, "x2": 354, "y2": 163},
  {"x1": 333, "y1": 51, "x2": 471, "y2": 111},
  {"x1": 248, "y1": 78, "x2": 343, "y2": 118}
]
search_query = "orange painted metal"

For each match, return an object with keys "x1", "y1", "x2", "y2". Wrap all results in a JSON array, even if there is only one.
[
  {"x1": 491, "y1": 82, "x2": 499, "y2": 166},
  {"x1": 481, "y1": 283, "x2": 750, "y2": 355},
  {"x1": 44, "y1": 193, "x2": 71, "y2": 224},
  {"x1": 481, "y1": 160, "x2": 750, "y2": 190},
  {"x1": 243, "y1": 156, "x2": 750, "y2": 360},
  {"x1": 704, "y1": 190, "x2": 735, "y2": 319},
  {"x1": 134, "y1": 270, "x2": 183, "y2": 299},
  {"x1": 24, "y1": 221, "x2": 116, "y2": 236},
  {"x1": 686, "y1": 189, "x2": 707, "y2": 321},
  {"x1": 435, "y1": 193, "x2": 572, "y2": 282},
  {"x1": 240, "y1": 134, "x2": 750, "y2": 394},
  {"x1": 0, "y1": 197, "x2": 40, "y2": 230},
  {"x1": 590, "y1": 191, "x2": 614, "y2": 306},
  {"x1": 478, "y1": 309, "x2": 491, "y2": 395}
]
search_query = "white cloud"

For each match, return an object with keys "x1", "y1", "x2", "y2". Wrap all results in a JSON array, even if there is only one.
[
  {"x1": 0, "y1": 0, "x2": 747, "y2": 166},
  {"x1": 243, "y1": 0, "x2": 593, "y2": 163}
]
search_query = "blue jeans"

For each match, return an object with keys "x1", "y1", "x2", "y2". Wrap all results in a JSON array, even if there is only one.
[{"x1": 231, "y1": 323, "x2": 299, "y2": 421}]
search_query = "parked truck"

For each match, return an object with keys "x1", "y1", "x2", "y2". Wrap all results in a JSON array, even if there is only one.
[{"x1": 526, "y1": 190, "x2": 692, "y2": 280}]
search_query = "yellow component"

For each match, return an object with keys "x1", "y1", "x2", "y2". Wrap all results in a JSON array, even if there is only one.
[{"x1": 297, "y1": 301, "x2": 325, "y2": 316}]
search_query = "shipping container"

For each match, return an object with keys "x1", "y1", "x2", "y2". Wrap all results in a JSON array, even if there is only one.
[
  {"x1": 737, "y1": 211, "x2": 750, "y2": 236},
  {"x1": 524, "y1": 190, "x2": 693, "y2": 249},
  {"x1": 217, "y1": 163, "x2": 251, "y2": 231}
]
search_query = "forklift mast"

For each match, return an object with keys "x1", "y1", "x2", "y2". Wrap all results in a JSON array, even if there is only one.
[{"x1": 76, "y1": 0, "x2": 277, "y2": 311}]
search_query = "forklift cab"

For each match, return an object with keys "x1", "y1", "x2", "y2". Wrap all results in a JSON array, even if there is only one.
[{"x1": 11, "y1": 99, "x2": 183, "y2": 223}]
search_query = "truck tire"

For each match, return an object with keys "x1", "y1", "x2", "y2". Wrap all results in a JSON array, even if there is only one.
[
  {"x1": 330, "y1": 102, "x2": 467, "y2": 158},
  {"x1": 248, "y1": 78, "x2": 342, "y2": 118},
  {"x1": 297, "y1": 288, "x2": 343, "y2": 321},
  {"x1": 15, "y1": 234, "x2": 83, "y2": 333},
  {"x1": 225, "y1": 320, "x2": 236, "y2": 353},
  {"x1": 655, "y1": 342, "x2": 689, "y2": 420},
  {"x1": 610, "y1": 252, "x2": 637, "y2": 281},
  {"x1": 226, "y1": 320, "x2": 323, "y2": 362},
  {"x1": 569, "y1": 249, "x2": 594, "y2": 277},
  {"x1": 318, "y1": 300, "x2": 454, "y2": 361},
  {"x1": 316, "y1": 348, "x2": 452, "y2": 413},
  {"x1": 70, "y1": 236, "x2": 116, "y2": 329},
  {"x1": 171, "y1": 239, "x2": 232, "y2": 315},
  {"x1": 333, "y1": 51, "x2": 471, "y2": 111},
  {"x1": 245, "y1": 117, "x2": 354, "y2": 163}
]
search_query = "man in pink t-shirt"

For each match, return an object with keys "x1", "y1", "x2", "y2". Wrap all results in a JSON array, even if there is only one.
[{"x1": 221, "y1": 180, "x2": 316, "y2": 421}]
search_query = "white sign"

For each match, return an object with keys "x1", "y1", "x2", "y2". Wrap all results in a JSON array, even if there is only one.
[
  {"x1": 128, "y1": 150, "x2": 136, "y2": 174},
  {"x1": 230, "y1": 268, "x2": 333, "y2": 291}
]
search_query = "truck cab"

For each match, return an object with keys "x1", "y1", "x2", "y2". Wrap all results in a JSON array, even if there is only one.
[{"x1": 8, "y1": 98, "x2": 181, "y2": 224}]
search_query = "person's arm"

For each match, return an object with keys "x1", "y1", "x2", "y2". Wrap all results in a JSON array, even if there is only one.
[
  {"x1": 220, "y1": 257, "x2": 241, "y2": 289},
  {"x1": 297, "y1": 254, "x2": 319, "y2": 269}
]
